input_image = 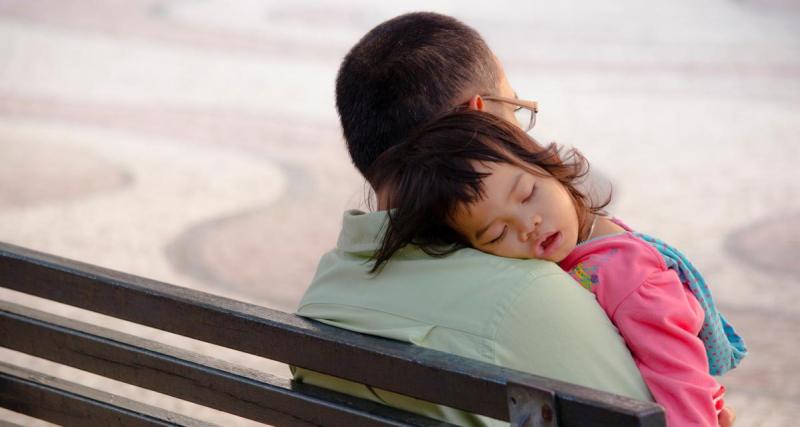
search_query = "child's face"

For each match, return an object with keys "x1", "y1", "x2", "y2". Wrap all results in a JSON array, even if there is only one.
[{"x1": 451, "y1": 161, "x2": 580, "y2": 262}]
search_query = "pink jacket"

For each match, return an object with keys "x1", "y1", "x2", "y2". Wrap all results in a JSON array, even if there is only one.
[{"x1": 559, "y1": 232, "x2": 724, "y2": 427}]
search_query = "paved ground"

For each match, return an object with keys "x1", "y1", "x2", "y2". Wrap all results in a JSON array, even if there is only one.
[{"x1": 0, "y1": 1, "x2": 798, "y2": 425}]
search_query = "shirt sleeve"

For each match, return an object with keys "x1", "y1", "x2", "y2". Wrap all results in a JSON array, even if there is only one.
[{"x1": 612, "y1": 268, "x2": 725, "y2": 427}]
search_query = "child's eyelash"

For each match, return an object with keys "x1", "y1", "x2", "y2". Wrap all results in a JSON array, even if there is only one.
[
  {"x1": 523, "y1": 184, "x2": 536, "y2": 203},
  {"x1": 489, "y1": 226, "x2": 508, "y2": 245},
  {"x1": 487, "y1": 185, "x2": 535, "y2": 246}
]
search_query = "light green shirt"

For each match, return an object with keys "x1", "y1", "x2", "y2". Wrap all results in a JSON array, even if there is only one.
[{"x1": 294, "y1": 210, "x2": 651, "y2": 426}]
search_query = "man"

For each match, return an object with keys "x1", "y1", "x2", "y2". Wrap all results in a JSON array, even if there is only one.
[{"x1": 293, "y1": 12, "x2": 652, "y2": 426}]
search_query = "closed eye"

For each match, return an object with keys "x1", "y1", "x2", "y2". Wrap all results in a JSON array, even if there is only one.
[
  {"x1": 522, "y1": 184, "x2": 536, "y2": 203},
  {"x1": 487, "y1": 225, "x2": 508, "y2": 245}
]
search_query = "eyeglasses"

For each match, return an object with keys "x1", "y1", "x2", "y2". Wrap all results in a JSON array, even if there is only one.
[{"x1": 481, "y1": 95, "x2": 538, "y2": 132}]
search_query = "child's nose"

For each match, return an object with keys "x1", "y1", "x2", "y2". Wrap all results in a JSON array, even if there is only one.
[{"x1": 519, "y1": 214, "x2": 542, "y2": 242}]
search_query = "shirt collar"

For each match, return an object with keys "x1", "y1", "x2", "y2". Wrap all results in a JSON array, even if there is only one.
[{"x1": 336, "y1": 209, "x2": 388, "y2": 255}]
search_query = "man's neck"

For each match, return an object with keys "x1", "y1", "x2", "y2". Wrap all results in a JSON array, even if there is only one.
[{"x1": 374, "y1": 187, "x2": 390, "y2": 211}]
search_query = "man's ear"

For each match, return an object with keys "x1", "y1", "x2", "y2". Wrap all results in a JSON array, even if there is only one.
[{"x1": 467, "y1": 95, "x2": 485, "y2": 111}]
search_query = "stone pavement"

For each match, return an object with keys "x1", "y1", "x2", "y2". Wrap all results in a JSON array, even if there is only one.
[{"x1": 0, "y1": 1, "x2": 798, "y2": 425}]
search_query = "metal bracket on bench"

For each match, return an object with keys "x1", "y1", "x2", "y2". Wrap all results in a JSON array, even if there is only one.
[{"x1": 507, "y1": 381, "x2": 558, "y2": 427}]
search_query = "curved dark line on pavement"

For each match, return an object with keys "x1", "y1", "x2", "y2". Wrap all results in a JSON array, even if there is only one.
[{"x1": 164, "y1": 158, "x2": 312, "y2": 308}]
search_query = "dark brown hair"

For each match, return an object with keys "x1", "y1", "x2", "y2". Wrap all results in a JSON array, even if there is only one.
[
  {"x1": 366, "y1": 110, "x2": 609, "y2": 273},
  {"x1": 335, "y1": 12, "x2": 498, "y2": 179}
]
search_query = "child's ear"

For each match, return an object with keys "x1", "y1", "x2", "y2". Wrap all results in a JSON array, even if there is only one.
[{"x1": 467, "y1": 95, "x2": 485, "y2": 111}]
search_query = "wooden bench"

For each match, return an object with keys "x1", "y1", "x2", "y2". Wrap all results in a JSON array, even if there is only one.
[{"x1": 0, "y1": 241, "x2": 666, "y2": 426}]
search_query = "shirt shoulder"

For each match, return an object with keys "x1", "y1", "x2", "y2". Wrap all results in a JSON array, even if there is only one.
[
  {"x1": 559, "y1": 233, "x2": 667, "y2": 316},
  {"x1": 298, "y1": 245, "x2": 572, "y2": 343}
]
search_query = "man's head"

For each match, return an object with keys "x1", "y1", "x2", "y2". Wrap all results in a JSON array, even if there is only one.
[{"x1": 335, "y1": 12, "x2": 518, "y2": 181}]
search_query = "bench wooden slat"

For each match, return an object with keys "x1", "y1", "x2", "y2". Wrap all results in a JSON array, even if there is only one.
[
  {"x1": 0, "y1": 361, "x2": 217, "y2": 427},
  {"x1": 0, "y1": 300, "x2": 455, "y2": 427},
  {"x1": 0, "y1": 241, "x2": 665, "y2": 425}
]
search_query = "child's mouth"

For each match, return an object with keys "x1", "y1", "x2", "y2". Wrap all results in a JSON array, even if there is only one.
[{"x1": 536, "y1": 231, "x2": 562, "y2": 258}]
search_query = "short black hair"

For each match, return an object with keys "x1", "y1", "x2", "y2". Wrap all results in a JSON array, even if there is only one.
[{"x1": 335, "y1": 12, "x2": 498, "y2": 179}]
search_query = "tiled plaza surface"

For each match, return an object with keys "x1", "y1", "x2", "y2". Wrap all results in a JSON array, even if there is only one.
[{"x1": 0, "y1": 1, "x2": 798, "y2": 425}]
